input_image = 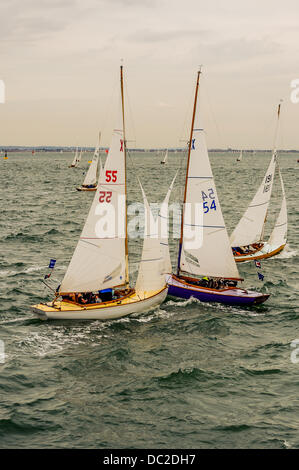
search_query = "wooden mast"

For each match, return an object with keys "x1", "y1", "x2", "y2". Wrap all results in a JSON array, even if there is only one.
[
  {"x1": 177, "y1": 68, "x2": 202, "y2": 275},
  {"x1": 120, "y1": 64, "x2": 130, "y2": 286}
]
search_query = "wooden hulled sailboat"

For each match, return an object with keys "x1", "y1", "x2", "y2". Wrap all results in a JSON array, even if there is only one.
[
  {"x1": 76, "y1": 134, "x2": 101, "y2": 191},
  {"x1": 166, "y1": 69, "x2": 269, "y2": 306},
  {"x1": 32, "y1": 66, "x2": 168, "y2": 320},
  {"x1": 161, "y1": 149, "x2": 168, "y2": 164},
  {"x1": 231, "y1": 104, "x2": 287, "y2": 263}
]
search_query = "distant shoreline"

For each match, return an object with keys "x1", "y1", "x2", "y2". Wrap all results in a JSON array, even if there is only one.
[{"x1": 1, "y1": 147, "x2": 299, "y2": 153}]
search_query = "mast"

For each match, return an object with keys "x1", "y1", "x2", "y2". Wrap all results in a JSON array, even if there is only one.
[
  {"x1": 120, "y1": 64, "x2": 129, "y2": 286},
  {"x1": 177, "y1": 68, "x2": 201, "y2": 275}
]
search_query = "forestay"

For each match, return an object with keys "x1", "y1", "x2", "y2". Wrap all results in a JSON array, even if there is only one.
[
  {"x1": 179, "y1": 87, "x2": 240, "y2": 280},
  {"x1": 59, "y1": 99, "x2": 127, "y2": 293},
  {"x1": 230, "y1": 152, "x2": 277, "y2": 247}
]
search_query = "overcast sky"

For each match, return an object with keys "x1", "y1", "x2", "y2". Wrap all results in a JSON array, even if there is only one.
[{"x1": 1, "y1": 0, "x2": 299, "y2": 148}]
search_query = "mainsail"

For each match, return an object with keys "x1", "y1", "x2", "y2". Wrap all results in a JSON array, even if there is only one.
[
  {"x1": 230, "y1": 151, "x2": 277, "y2": 247},
  {"x1": 178, "y1": 72, "x2": 240, "y2": 280},
  {"x1": 59, "y1": 98, "x2": 127, "y2": 293},
  {"x1": 161, "y1": 149, "x2": 168, "y2": 164},
  {"x1": 82, "y1": 137, "x2": 100, "y2": 186},
  {"x1": 268, "y1": 166, "x2": 287, "y2": 247},
  {"x1": 71, "y1": 148, "x2": 78, "y2": 166}
]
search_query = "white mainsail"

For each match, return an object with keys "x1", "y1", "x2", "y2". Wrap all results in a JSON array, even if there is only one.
[
  {"x1": 268, "y1": 167, "x2": 287, "y2": 247},
  {"x1": 82, "y1": 137, "x2": 101, "y2": 186},
  {"x1": 230, "y1": 152, "x2": 277, "y2": 247},
  {"x1": 71, "y1": 148, "x2": 78, "y2": 166},
  {"x1": 161, "y1": 149, "x2": 168, "y2": 164},
  {"x1": 159, "y1": 172, "x2": 177, "y2": 274},
  {"x1": 237, "y1": 150, "x2": 242, "y2": 161},
  {"x1": 59, "y1": 99, "x2": 127, "y2": 293},
  {"x1": 83, "y1": 155, "x2": 98, "y2": 186},
  {"x1": 135, "y1": 184, "x2": 165, "y2": 295},
  {"x1": 179, "y1": 81, "x2": 240, "y2": 280}
]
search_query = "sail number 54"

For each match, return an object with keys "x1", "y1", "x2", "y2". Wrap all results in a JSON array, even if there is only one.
[{"x1": 202, "y1": 188, "x2": 216, "y2": 213}]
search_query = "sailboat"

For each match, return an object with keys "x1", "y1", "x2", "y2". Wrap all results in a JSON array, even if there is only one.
[
  {"x1": 237, "y1": 150, "x2": 242, "y2": 162},
  {"x1": 69, "y1": 147, "x2": 81, "y2": 168},
  {"x1": 31, "y1": 66, "x2": 168, "y2": 320},
  {"x1": 166, "y1": 69, "x2": 269, "y2": 306},
  {"x1": 161, "y1": 149, "x2": 168, "y2": 164},
  {"x1": 231, "y1": 104, "x2": 287, "y2": 263},
  {"x1": 76, "y1": 134, "x2": 101, "y2": 191}
]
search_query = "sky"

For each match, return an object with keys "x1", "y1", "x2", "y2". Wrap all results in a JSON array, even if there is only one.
[{"x1": 0, "y1": 0, "x2": 299, "y2": 149}]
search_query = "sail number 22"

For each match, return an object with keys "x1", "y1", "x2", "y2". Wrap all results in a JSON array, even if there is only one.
[
  {"x1": 202, "y1": 188, "x2": 216, "y2": 213},
  {"x1": 98, "y1": 171, "x2": 118, "y2": 202}
]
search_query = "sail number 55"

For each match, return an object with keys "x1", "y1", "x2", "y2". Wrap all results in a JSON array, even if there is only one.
[
  {"x1": 106, "y1": 170, "x2": 118, "y2": 182},
  {"x1": 202, "y1": 188, "x2": 216, "y2": 213}
]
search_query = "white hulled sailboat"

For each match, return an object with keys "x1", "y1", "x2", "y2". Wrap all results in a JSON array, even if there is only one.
[{"x1": 32, "y1": 66, "x2": 168, "y2": 320}]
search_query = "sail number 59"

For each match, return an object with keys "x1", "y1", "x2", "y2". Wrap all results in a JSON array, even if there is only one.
[{"x1": 202, "y1": 188, "x2": 216, "y2": 213}]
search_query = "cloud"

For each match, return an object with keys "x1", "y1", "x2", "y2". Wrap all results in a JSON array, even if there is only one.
[
  {"x1": 126, "y1": 28, "x2": 209, "y2": 44},
  {"x1": 199, "y1": 37, "x2": 282, "y2": 63}
]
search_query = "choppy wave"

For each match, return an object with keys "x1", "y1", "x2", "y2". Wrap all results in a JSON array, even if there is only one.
[
  {"x1": 275, "y1": 245, "x2": 297, "y2": 259},
  {"x1": 0, "y1": 151, "x2": 298, "y2": 449}
]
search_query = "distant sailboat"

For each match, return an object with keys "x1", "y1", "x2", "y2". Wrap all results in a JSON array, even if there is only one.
[
  {"x1": 166, "y1": 69, "x2": 269, "y2": 306},
  {"x1": 77, "y1": 133, "x2": 101, "y2": 191},
  {"x1": 236, "y1": 150, "x2": 242, "y2": 162},
  {"x1": 69, "y1": 147, "x2": 79, "y2": 168},
  {"x1": 231, "y1": 103, "x2": 287, "y2": 262},
  {"x1": 161, "y1": 149, "x2": 168, "y2": 164},
  {"x1": 77, "y1": 148, "x2": 82, "y2": 165},
  {"x1": 32, "y1": 66, "x2": 168, "y2": 320}
]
